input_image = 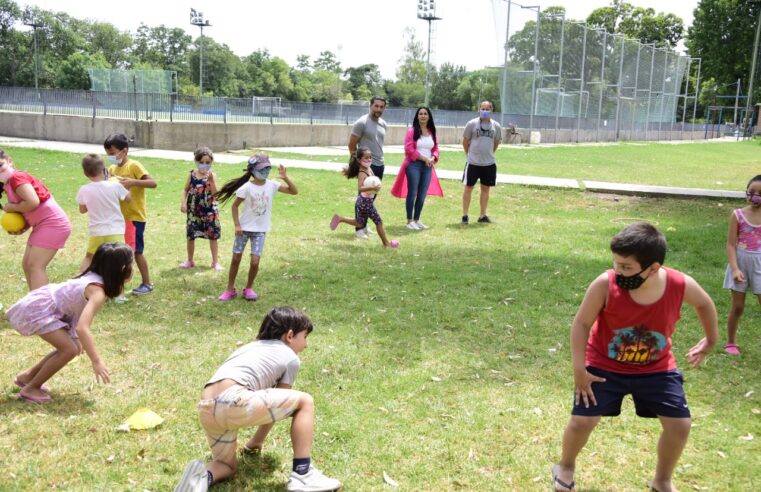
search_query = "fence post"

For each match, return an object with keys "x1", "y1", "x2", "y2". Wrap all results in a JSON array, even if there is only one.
[
  {"x1": 553, "y1": 15, "x2": 565, "y2": 143},
  {"x1": 631, "y1": 43, "x2": 641, "y2": 140},
  {"x1": 645, "y1": 45, "x2": 656, "y2": 141},
  {"x1": 595, "y1": 30, "x2": 607, "y2": 142},
  {"x1": 170, "y1": 93, "x2": 174, "y2": 123},
  {"x1": 92, "y1": 90, "x2": 96, "y2": 121},
  {"x1": 270, "y1": 99, "x2": 273, "y2": 125},
  {"x1": 614, "y1": 36, "x2": 625, "y2": 141},
  {"x1": 528, "y1": 8, "x2": 541, "y2": 144},
  {"x1": 692, "y1": 58, "x2": 701, "y2": 140},
  {"x1": 576, "y1": 24, "x2": 587, "y2": 143},
  {"x1": 42, "y1": 89, "x2": 47, "y2": 116},
  {"x1": 224, "y1": 97, "x2": 228, "y2": 125}
]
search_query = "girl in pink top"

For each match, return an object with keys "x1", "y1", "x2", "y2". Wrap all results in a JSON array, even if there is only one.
[
  {"x1": 7, "y1": 243, "x2": 133, "y2": 403},
  {"x1": 390, "y1": 106, "x2": 444, "y2": 230},
  {"x1": 723, "y1": 174, "x2": 761, "y2": 355},
  {"x1": 0, "y1": 149, "x2": 72, "y2": 290}
]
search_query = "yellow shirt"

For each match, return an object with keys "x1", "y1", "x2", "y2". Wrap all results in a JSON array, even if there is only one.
[{"x1": 109, "y1": 158, "x2": 149, "y2": 222}]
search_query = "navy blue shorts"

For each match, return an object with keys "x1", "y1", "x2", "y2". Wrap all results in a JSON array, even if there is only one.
[{"x1": 571, "y1": 366, "x2": 690, "y2": 419}]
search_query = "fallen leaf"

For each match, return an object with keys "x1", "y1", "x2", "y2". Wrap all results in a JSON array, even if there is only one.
[
  {"x1": 533, "y1": 407, "x2": 542, "y2": 416},
  {"x1": 431, "y1": 376, "x2": 442, "y2": 382},
  {"x1": 383, "y1": 471, "x2": 399, "y2": 487},
  {"x1": 378, "y1": 407, "x2": 389, "y2": 414},
  {"x1": 752, "y1": 408, "x2": 761, "y2": 415},
  {"x1": 739, "y1": 433, "x2": 754, "y2": 441},
  {"x1": 745, "y1": 391, "x2": 754, "y2": 398},
  {"x1": 116, "y1": 424, "x2": 130, "y2": 432},
  {"x1": 717, "y1": 451, "x2": 727, "y2": 458}
]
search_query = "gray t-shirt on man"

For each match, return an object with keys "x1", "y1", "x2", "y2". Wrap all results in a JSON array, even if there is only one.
[
  {"x1": 207, "y1": 339, "x2": 301, "y2": 391},
  {"x1": 463, "y1": 117, "x2": 502, "y2": 166},
  {"x1": 351, "y1": 114, "x2": 387, "y2": 167}
]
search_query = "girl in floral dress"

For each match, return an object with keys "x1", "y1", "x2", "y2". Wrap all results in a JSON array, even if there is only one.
[{"x1": 180, "y1": 146, "x2": 222, "y2": 270}]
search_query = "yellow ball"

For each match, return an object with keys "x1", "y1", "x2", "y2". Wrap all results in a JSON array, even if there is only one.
[{"x1": 1, "y1": 212, "x2": 26, "y2": 233}]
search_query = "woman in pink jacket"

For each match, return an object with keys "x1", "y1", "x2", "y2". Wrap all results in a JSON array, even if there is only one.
[{"x1": 390, "y1": 106, "x2": 444, "y2": 230}]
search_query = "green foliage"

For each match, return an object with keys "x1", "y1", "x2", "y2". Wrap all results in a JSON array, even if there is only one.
[
  {"x1": 687, "y1": 0, "x2": 761, "y2": 106},
  {"x1": 54, "y1": 52, "x2": 110, "y2": 90},
  {"x1": 587, "y1": 0, "x2": 684, "y2": 48}
]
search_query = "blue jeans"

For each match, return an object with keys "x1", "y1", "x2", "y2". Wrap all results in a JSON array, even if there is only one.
[{"x1": 405, "y1": 160, "x2": 432, "y2": 221}]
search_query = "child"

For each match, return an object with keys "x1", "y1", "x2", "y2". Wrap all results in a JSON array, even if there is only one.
[
  {"x1": 7, "y1": 243, "x2": 133, "y2": 403},
  {"x1": 214, "y1": 154, "x2": 296, "y2": 301},
  {"x1": 76, "y1": 154, "x2": 130, "y2": 272},
  {"x1": 723, "y1": 174, "x2": 761, "y2": 356},
  {"x1": 175, "y1": 306, "x2": 342, "y2": 492},
  {"x1": 0, "y1": 148, "x2": 72, "y2": 290},
  {"x1": 104, "y1": 134, "x2": 157, "y2": 295},
  {"x1": 179, "y1": 146, "x2": 222, "y2": 270},
  {"x1": 552, "y1": 222, "x2": 718, "y2": 492},
  {"x1": 329, "y1": 147, "x2": 399, "y2": 248}
]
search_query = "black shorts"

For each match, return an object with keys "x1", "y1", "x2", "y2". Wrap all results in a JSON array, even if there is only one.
[
  {"x1": 462, "y1": 163, "x2": 496, "y2": 187},
  {"x1": 571, "y1": 366, "x2": 690, "y2": 419},
  {"x1": 371, "y1": 164, "x2": 385, "y2": 181}
]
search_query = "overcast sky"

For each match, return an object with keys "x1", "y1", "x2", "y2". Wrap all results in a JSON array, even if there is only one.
[{"x1": 20, "y1": 0, "x2": 700, "y2": 78}]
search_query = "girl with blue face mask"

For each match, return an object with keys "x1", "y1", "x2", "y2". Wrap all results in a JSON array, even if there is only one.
[
  {"x1": 213, "y1": 154, "x2": 298, "y2": 301},
  {"x1": 180, "y1": 146, "x2": 222, "y2": 271}
]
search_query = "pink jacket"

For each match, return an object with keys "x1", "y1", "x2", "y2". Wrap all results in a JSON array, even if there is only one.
[{"x1": 390, "y1": 127, "x2": 444, "y2": 198}]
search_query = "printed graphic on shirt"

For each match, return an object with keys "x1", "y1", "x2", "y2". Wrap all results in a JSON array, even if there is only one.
[
  {"x1": 246, "y1": 190, "x2": 269, "y2": 216},
  {"x1": 608, "y1": 325, "x2": 668, "y2": 365},
  {"x1": 475, "y1": 126, "x2": 495, "y2": 138}
]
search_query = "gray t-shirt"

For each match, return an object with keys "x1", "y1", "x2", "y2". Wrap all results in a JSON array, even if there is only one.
[
  {"x1": 351, "y1": 114, "x2": 387, "y2": 167},
  {"x1": 463, "y1": 117, "x2": 502, "y2": 166},
  {"x1": 207, "y1": 339, "x2": 301, "y2": 391}
]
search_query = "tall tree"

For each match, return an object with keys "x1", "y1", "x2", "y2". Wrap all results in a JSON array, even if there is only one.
[
  {"x1": 343, "y1": 64, "x2": 383, "y2": 101},
  {"x1": 587, "y1": 0, "x2": 683, "y2": 48}
]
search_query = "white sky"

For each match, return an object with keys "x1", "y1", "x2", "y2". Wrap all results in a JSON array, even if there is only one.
[{"x1": 21, "y1": 0, "x2": 699, "y2": 78}]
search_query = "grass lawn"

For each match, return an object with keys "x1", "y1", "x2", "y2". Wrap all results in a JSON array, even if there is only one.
[
  {"x1": 265, "y1": 139, "x2": 761, "y2": 191},
  {"x1": 0, "y1": 145, "x2": 759, "y2": 491}
]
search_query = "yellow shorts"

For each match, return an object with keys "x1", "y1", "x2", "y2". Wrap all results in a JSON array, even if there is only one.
[
  {"x1": 87, "y1": 234, "x2": 125, "y2": 255},
  {"x1": 198, "y1": 385, "x2": 302, "y2": 465}
]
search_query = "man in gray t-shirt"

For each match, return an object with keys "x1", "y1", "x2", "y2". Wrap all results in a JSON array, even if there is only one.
[
  {"x1": 461, "y1": 100, "x2": 502, "y2": 225},
  {"x1": 349, "y1": 96, "x2": 387, "y2": 180}
]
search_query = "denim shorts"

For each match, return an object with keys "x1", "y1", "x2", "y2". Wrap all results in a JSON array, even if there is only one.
[
  {"x1": 232, "y1": 231, "x2": 266, "y2": 256},
  {"x1": 571, "y1": 366, "x2": 690, "y2": 419}
]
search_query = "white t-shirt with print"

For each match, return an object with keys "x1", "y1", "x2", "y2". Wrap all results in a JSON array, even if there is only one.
[
  {"x1": 235, "y1": 179, "x2": 282, "y2": 232},
  {"x1": 76, "y1": 180, "x2": 129, "y2": 236}
]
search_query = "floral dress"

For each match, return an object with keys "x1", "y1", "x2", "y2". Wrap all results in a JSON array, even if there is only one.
[{"x1": 186, "y1": 171, "x2": 221, "y2": 240}]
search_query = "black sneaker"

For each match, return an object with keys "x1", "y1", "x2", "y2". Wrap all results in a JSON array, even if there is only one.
[
  {"x1": 477, "y1": 215, "x2": 492, "y2": 223},
  {"x1": 461, "y1": 215, "x2": 469, "y2": 225}
]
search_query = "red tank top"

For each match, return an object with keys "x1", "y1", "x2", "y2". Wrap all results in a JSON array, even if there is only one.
[{"x1": 585, "y1": 267, "x2": 685, "y2": 374}]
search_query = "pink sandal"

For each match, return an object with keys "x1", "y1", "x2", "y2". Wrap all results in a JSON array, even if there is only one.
[
  {"x1": 218, "y1": 289, "x2": 238, "y2": 301},
  {"x1": 386, "y1": 240, "x2": 400, "y2": 248},
  {"x1": 242, "y1": 288, "x2": 258, "y2": 301},
  {"x1": 14, "y1": 378, "x2": 50, "y2": 393},
  {"x1": 724, "y1": 343, "x2": 741, "y2": 356},
  {"x1": 330, "y1": 214, "x2": 341, "y2": 231},
  {"x1": 179, "y1": 260, "x2": 195, "y2": 269},
  {"x1": 19, "y1": 391, "x2": 52, "y2": 404}
]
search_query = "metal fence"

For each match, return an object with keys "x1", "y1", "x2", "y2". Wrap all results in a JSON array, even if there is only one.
[{"x1": 493, "y1": 0, "x2": 705, "y2": 141}]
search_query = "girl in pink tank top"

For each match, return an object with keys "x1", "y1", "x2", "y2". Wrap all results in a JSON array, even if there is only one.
[
  {"x1": 723, "y1": 174, "x2": 761, "y2": 355},
  {"x1": 0, "y1": 149, "x2": 72, "y2": 290}
]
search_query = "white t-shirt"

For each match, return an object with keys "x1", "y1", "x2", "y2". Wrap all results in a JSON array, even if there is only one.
[
  {"x1": 75, "y1": 180, "x2": 129, "y2": 236},
  {"x1": 416, "y1": 135, "x2": 434, "y2": 159},
  {"x1": 206, "y1": 339, "x2": 301, "y2": 391},
  {"x1": 235, "y1": 179, "x2": 282, "y2": 232}
]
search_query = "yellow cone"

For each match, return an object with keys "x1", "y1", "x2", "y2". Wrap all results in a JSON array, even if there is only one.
[{"x1": 123, "y1": 408, "x2": 164, "y2": 430}]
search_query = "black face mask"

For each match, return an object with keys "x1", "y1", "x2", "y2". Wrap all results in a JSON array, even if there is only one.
[{"x1": 615, "y1": 266, "x2": 650, "y2": 290}]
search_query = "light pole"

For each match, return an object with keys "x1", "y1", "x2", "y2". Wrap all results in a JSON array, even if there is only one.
[
  {"x1": 744, "y1": 1, "x2": 761, "y2": 133},
  {"x1": 417, "y1": 0, "x2": 441, "y2": 107},
  {"x1": 521, "y1": 5, "x2": 541, "y2": 141},
  {"x1": 22, "y1": 13, "x2": 42, "y2": 91},
  {"x1": 190, "y1": 8, "x2": 211, "y2": 96}
]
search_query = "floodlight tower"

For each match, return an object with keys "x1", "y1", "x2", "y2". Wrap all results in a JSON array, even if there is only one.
[
  {"x1": 190, "y1": 8, "x2": 212, "y2": 96},
  {"x1": 417, "y1": 0, "x2": 441, "y2": 107},
  {"x1": 22, "y1": 11, "x2": 42, "y2": 91}
]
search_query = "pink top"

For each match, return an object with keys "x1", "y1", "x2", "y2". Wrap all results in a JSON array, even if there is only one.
[
  {"x1": 390, "y1": 127, "x2": 444, "y2": 198},
  {"x1": 735, "y1": 208, "x2": 761, "y2": 253},
  {"x1": 585, "y1": 268, "x2": 685, "y2": 375}
]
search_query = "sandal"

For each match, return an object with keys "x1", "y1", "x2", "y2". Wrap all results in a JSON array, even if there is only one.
[
  {"x1": 14, "y1": 378, "x2": 50, "y2": 393},
  {"x1": 19, "y1": 391, "x2": 52, "y2": 404},
  {"x1": 724, "y1": 343, "x2": 741, "y2": 356},
  {"x1": 179, "y1": 260, "x2": 195, "y2": 269},
  {"x1": 551, "y1": 464, "x2": 575, "y2": 492}
]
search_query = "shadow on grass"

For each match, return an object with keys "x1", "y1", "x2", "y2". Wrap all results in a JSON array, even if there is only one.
[
  {"x1": 1, "y1": 389, "x2": 95, "y2": 412},
  {"x1": 216, "y1": 452, "x2": 285, "y2": 491}
]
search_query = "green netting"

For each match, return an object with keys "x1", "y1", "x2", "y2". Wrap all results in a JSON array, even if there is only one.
[{"x1": 88, "y1": 69, "x2": 176, "y2": 93}]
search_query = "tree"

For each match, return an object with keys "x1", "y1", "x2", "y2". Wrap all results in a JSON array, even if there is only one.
[
  {"x1": 0, "y1": 0, "x2": 31, "y2": 86},
  {"x1": 687, "y1": 0, "x2": 761, "y2": 106},
  {"x1": 83, "y1": 22, "x2": 132, "y2": 68},
  {"x1": 132, "y1": 24, "x2": 192, "y2": 73},
  {"x1": 313, "y1": 50, "x2": 341, "y2": 73},
  {"x1": 430, "y1": 63, "x2": 469, "y2": 110},
  {"x1": 587, "y1": 0, "x2": 683, "y2": 48},
  {"x1": 55, "y1": 52, "x2": 110, "y2": 89},
  {"x1": 187, "y1": 37, "x2": 241, "y2": 96},
  {"x1": 343, "y1": 64, "x2": 383, "y2": 101},
  {"x1": 396, "y1": 27, "x2": 426, "y2": 85}
]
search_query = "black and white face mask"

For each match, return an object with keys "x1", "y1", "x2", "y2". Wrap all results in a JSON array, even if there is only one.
[{"x1": 615, "y1": 266, "x2": 650, "y2": 290}]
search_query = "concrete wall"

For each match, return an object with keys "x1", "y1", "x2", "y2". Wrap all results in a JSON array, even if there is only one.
[{"x1": 0, "y1": 111, "x2": 714, "y2": 151}]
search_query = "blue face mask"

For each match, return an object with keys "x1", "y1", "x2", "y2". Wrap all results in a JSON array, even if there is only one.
[
  {"x1": 253, "y1": 167, "x2": 271, "y2": 180},
  {"x1": 479, "y1": 110, "x2": 491, "y2": 119},
  {"x1": 197, "y1": 162, "x2": 211, "y2": 172},
  {"x1": 107, "y1": 155, "x2": 122, "y2": 165}
]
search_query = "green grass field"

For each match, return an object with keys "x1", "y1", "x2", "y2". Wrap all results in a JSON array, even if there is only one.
[
  {"x1": 266, "y1": 139, "x2": 761, "y2": 191},
  {"x1": 1, "y1": 144, "x2": 759, "y2": 491}
]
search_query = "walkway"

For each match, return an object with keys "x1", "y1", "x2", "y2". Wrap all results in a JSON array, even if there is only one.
[{"x1": 0, "y1": 136, "x2": 744, "y2": 200}]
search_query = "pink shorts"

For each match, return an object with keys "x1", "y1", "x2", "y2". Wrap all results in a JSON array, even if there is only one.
[
  {"x1": 197, "y1": 385, "x2": 302, "y2": 464},
  {"x1": 26, "y1": 198, "x2": 72, "y2": 250}
]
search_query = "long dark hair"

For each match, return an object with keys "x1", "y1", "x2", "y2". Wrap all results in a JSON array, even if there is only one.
[
  {"x1": 77, "y1": 243, "x2": 134, "y2": 298},
  {"x1": 746, "y1": 174, "x2": 761, "y2": 191},
  {"x1": 257, "y1": 306, "x2": 314, "y2": 340},
  {"x1": 0, "y1": 148, "x2": 11, "y2": 201},
  {"x1": 214, "y1": 160, "x2": 257, "y2": 204},
  {"x1": 412, "y1": 106, "x2": 437, "y2": 144},
  {"x1": 343, "y1": 147, "x2": 371, "y2": 179}
]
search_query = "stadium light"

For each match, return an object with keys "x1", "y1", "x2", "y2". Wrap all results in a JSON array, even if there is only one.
[
  {"x1": 417, "y1": 0, "x2": 442, "y2": 107},
  {"x1": 190, "y1": 8, "x2": 212, "y2": 96}
]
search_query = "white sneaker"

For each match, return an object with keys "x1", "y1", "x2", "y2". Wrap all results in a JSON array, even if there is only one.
[
  {"x1": 406, "y1": 222, "x2": 421, "y2": 230},
  {"x1": 287, "y1": 466, "x2": 342, "y2": 492},
  {"x1": 174, "y1": 460, "x2": 208, "y2": 492},
  {"x1": 354, "y1": 229, "x2": 369, "y2": 240},
  {"x1": 415, "y1": 221, "x2": 429, "y2": 230},
  {"x1": 365, "y1": 226, "x2": 375, "y2": 235}
]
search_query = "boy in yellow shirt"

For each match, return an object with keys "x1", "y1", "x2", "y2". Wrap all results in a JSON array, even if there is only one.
[{"x1": 104, "y1": 134, "x2": 157, "y2": 295}]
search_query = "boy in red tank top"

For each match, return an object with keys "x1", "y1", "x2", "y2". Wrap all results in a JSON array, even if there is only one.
[{"x1": 552, "y1": 223, "x2": 718, "y2": 492}]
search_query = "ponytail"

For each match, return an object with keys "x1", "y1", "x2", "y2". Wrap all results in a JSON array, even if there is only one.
[
  {"x1": 343, "y1": 147, "x2": 370, "y2": 179},
  {"x1": 214, "y1": 167, "x2": 254, "y2": 204}
]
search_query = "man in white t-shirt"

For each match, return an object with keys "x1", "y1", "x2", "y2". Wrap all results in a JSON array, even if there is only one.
[{"x1": 76, "y1": 154, "x2": 130, "y2": 271}]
